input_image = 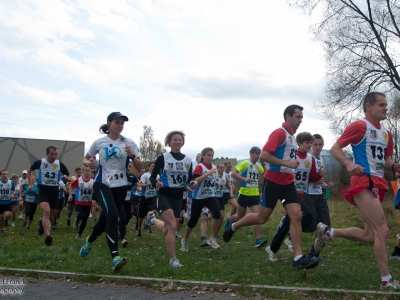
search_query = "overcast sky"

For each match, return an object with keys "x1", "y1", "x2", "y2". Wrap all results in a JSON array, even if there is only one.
[{"x1": 1, "y1": 0, "x2": 335, "y2": 160}]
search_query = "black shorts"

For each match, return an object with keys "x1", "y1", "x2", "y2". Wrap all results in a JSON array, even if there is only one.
[
  {"x1": 0, "y1": 203, "x2": 12, "y2": 214},
  {"x1": 238, "y1": 194, "x2": 260, "y2": 208},
  {"x1": 38, "y1": 185, "x2": 59, "y2": 210},
  {"x1": 260, "y1": 180, "x2": 299, "y2": 209},
  {"x1": 56, "y1": 198, "x2": 64, "y2": 211},
  {"x1": 137, "y1": 196, "x2": 157, "y2": 218},
  {"x1": 11, "y1": 201, "x2": 19, "y2": 207},
  {"x1": 216, "y1": 197, "x2": 224, "y2": 210},
  {"x1": 157, "y1": 194, "x2": 182, "y2": 218},
  {"x1": 223, "y1": 193, "x2": 232, "y2": 205}
]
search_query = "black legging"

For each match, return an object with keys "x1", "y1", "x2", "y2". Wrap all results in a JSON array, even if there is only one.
[
  {"x1": 187, "y1": 197, "x2": 221, "y2": 228},
  {"x1": 24, "y1": 202, "x2": 37, "y2": 221},
  {"x1": 269, "y1": 199, "x2": 313, "y2": 253},
  {"x1": 76, "y1": 205, "x2": 91, "y2": 235},
  {"x1": 88, "y1": 182, "x2": 126, "y2": 258}
]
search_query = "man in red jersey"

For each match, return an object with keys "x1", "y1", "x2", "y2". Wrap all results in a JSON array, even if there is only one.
[
  {"x1": 314, "y1": 92, "x2": 400, "y2": 289},
  {"x1": 223, "y1": 104, "x2": 318, "y2": 270}
]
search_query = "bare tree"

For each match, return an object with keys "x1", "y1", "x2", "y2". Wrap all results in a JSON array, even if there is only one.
[
  {"x1": 139, "y1": 125, "x2": 166, "y2": 166},
  {"x1": 289, "y1": 0, "x2": 400, "y2": 133},
  {"x1": 386, "y1": 94, "x2": 400, "y2": 162}
]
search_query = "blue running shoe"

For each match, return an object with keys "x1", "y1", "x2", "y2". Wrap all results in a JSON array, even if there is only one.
[
  {"x1": 80, "y1": 236, "x2": 92, "y2": 257},
  {"x1": 112, "y1": 256, "x2": 127, "y2": 271},
  {"x1": 224, "y1": 217, "x2": 231, "y2": 230},
  {"x1": 254, "y1": 238, "x2": 267, "y2": 248}
]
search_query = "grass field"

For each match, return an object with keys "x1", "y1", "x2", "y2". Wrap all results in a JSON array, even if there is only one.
[{"x1": 1, "y1": 195, "x2": 400, "y2": 299}]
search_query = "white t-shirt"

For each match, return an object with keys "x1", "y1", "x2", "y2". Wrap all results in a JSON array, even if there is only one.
[{"x1": 88, "y1": 135, "x2": 141, "y2": 188}]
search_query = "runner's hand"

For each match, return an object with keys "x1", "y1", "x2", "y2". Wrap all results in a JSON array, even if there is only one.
[{"x1": 346, "y1": 163, "x2": 365, "y2": 175}]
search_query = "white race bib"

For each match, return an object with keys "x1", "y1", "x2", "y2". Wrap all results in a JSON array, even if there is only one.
[
  {"x1": 105, "y1": 171, "x2": 126, "y2": 188},
  {"x1": 26, "y1": 195, "x2": 35, "y2": 203}
]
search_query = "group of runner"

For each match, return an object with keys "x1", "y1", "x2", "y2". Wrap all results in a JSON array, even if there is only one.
[{"x1": 1, "y1": 92, "x2": 400, "y2": 289}]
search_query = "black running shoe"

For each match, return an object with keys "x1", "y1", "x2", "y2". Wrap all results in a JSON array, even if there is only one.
[
  {"x1": 67, "y1": 218, "x2": 71, "y2": 227},
  {"x1": 293, "y1": 256, "x2": 319, "y2": 269},
  {"x1": 223, "y1": 217, "x2": 237, "y2": 243},
  {"x1": 45, "y1": 235, "x2": 53, "y2": 246}
]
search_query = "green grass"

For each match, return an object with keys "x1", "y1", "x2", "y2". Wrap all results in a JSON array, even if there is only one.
[{"x1": 1, "y1": 196, "x2": 400, "y2": 299}]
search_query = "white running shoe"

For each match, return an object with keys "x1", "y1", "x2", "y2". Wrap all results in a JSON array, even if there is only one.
[
  {"x1": 144, "y1": 212, "x2": 155, "y2": 230},
  {"x1": 285, "y1": 237, "x2": 293, "y2": 252},
  {"x1": 121, "y1": 238, "x2": 128, "y2": 248},
  {"x1": 11, "y1": 222, "x2": 15, "y2": 227},
  {"x1": 265, "y1": 246, "x2": 277, "y2": 262},
  {"x1": 381, "y1": 278, "x2": 400, "y2": 289},
  {"x1": 207, "y1": 237, "x2": 221, "y2": 249},
  {"x1": 180, "y1": 239, "x2": 189, "y2": 252},
  {"x1": 169, "y1": 258, "x2": 183, "y2": 268},
  {"x1": 314, "y1": 222, "x2": 331, "y2": 254}
]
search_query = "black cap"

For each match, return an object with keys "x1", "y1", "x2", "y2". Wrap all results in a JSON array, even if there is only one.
[
  {"x1": 250, "y1": 146, "x2": 261, "y2": 153},
  {"x1": 107, "y1": 112, "x2": 129, "y2": 122}
]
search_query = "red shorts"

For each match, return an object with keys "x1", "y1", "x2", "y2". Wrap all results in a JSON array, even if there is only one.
[{"x1": 345, "y1": 187, "x2": 385, "y2": 206}]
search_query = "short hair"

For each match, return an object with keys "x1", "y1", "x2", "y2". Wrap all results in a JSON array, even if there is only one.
[
  {"x1": 11, "y1": 174, "x2": 18, "y2": 179},
  {"x1": 312, "y1": 134, "x2": 324, "y2": 144},
  {"x1": 82, "y1": 166, "x2": 91, "y2": 171},
  {"x1": 224, "y1": 161, "x2": 232, "y2": 166},
  {"x1": 148, "y1": 161, "x2": 155, "y2": 167},
  {"x1": 164, "y1": 131, "x2": 185, "y2": 147},
  {"x1": 46, "y1": 146, "x2": 58, "y2": 154},
  {"x1": 217, "y1": 163, "x2": 224, "y2": 168},
  {"x1": 0, "y1": 170, "x2": 7, "y2": 175},
  {"x1": 363, "y1": 92, "x2": 386, "y2": 113},
  {"x1": 283, "y1": 104, "x2": 303, "y2": 121},
  {"x1": 296, "y1": 132, "x2": 313, "y2": 145},
  {"x1": 75, "y1": 167, "x2": 82, "y2": 172},
  {"x1": 249, "y1": 146, "x2": 261, "y2": 153}
]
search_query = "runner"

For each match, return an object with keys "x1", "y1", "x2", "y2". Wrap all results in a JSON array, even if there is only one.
[
  {"x1": 20, "y1": 176, "x2": 39, "y2": 230},
  {"x1": 118, "y1": 161, "x2": 141, "y2": 247},
  {"x1": 223, "y1": 104, "x2": 318, "y2": 269},
  {"x1": 223, "y1": 162, "x2": 237, "y2": 217},
  {"x1": 67, "y1": 168, "x2": 82, "y2": 227},
  {"x1": 230, "y1": 147, "x2": 266, "y2": 248},
  {"x1": 266, "y1": 132, "x2": 320, "y2": 261},
  {"x1": 18, "y1": 171, "x2": 28, "y2": 220},
  {"x1": 79, "y1": 112, "x2": 141, "y2": 271},
  {"x1": 137, "y1": 162, "x2": 157, "y2": 236},
  {"x1": 214, "y1": 163, "x2": 231, "y2": 238},
  {"x1": 314, "y1": 92, "x2": 400, "y2": 288},
  {"x1": 54, "y1": 180, "x2": 67, "y2": 230},
  {"x1": 10, "y1": 174, "x2": 20, "y2": 227},
  {"x1": 70, "y1": 166, "x2": 94, "y2": 240},
  {"x1": 27, "y1": 146, "x2": 71, "y2": 246},
  {"x1": 0, "y1": 170, "x2": 15, "y2": 233},
  {"x1": 132, "y1": 168, "x2": 145, "y2": 232},
  {"x1": 180, "y1": 147, "x2": 221, "y2": 252},
  {"x1": 304, "y1": 134, "x2": 334, "y2": 260},
  {"x1": 144, "y1": 130, "x2": 195, "y2": 268},
  {"x1": 18, "y1": 170, "x2": 28, "y2": 186}
]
